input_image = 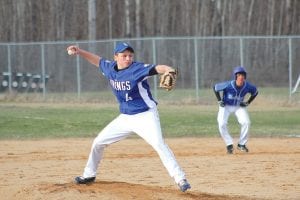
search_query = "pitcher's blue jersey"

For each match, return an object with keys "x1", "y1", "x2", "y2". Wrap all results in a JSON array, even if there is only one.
[
  {"x1": 214, "y1": 80, "x2": 258, "y2": 106},
  {"x1": 99, "y1": 58, "x2": 157, "y2": 115}
]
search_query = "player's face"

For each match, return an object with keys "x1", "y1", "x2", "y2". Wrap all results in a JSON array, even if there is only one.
[
  {"x1": 236, "y1": 73, "x2": 245, "y2": 87},
  {"x1": 114, "y1": 50, "x2": 134, "y2": 69}
]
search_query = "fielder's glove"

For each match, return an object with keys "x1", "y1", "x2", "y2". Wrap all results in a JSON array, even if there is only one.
[
  {"x1": 218, "y1": 101, "x2": 225, "y2": 107},
  {"x1": 159, "y1": 68, "x2": 178, "y2": 91},
  {"x1": 240, "y1": 102, "x2": 249, "y2": 107}
]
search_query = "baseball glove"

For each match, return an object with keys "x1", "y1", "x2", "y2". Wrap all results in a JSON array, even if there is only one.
[{"x1": 159, "y1": 68, "x2": 178, "y2": 91}]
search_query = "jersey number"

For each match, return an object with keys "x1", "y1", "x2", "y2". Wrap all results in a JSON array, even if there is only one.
[{"x1": 125, "y1": 93, "x2": 133, "y2": 101}]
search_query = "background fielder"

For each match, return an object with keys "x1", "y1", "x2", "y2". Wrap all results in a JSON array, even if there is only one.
[
  {"x1": 213, "y1": 66, "x2": 258, "y2": 154},
  {"x1": 66, "y1": 42, "x2": 191, "y2": 192}
]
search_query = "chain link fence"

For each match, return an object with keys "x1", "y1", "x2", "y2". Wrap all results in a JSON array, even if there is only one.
[{"x1": 0, "y1": 36, "x2": 299, "y2": 103}]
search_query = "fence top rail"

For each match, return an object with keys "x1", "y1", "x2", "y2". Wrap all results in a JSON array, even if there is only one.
[{"x1": 1, "y1": 35, "x2": 300, "y2": 46}]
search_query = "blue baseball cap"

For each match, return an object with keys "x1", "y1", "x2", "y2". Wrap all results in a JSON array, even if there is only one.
[{"x1": 114, "y1": 42, "x2": 134, "y2": 54}]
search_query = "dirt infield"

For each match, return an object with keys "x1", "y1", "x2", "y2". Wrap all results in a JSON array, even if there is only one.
[{"x1": 0, "y1": 137, "x2": 299, "y2": 200}]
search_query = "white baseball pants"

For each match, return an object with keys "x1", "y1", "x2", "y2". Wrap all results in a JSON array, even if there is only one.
[
  {"x1": 217, "y1": 105, "x2": 251, "y2": 146},
  {"x1": 82, "y1": 107, "x2": 186, "y2": 184}
]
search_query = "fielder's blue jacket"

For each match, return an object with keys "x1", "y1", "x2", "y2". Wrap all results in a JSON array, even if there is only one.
[{"x1": 214, "y1": 80, "x2": 258, "y2": 106}]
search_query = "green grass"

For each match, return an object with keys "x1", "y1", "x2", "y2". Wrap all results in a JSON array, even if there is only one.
[
  {"x1": 0, "y1": 102, "x2": 299, "y2": 139},
  {"x1": 159, "y1": 105, "x2": 300, "y2": 137},
  {"x1": 0, "y1": 87, "x2": 299, "y2": 139},
  {"x1": 0, "y1": 104, "x2": 118, "y2": 139}
]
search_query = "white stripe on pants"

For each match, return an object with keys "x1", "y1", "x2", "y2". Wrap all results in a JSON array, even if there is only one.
[{"x1": 82, "y1": 107, "x2": 186, "y2": 184}]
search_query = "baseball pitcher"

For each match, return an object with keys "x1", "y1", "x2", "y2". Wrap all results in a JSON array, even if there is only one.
[{"x1": 66, "y1": 42, "x2": 191, "y2": 192}]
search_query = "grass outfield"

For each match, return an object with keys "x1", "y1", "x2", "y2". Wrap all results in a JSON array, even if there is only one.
[
  {"x1": 0, "y1": 87, "x2": 299, "y2": 139},
  {"x1": 0, "y1": 101, "x2": 299, "y2": 139}
]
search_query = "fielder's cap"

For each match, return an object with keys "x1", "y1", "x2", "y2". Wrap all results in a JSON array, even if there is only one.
[{"x1": 114, "y1": 42, "x2": 134, "y2": 54}]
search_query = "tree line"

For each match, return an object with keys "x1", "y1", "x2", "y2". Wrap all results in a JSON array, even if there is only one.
[{"x1": 0, "y1": 0, "x2": 299, "y2": 42}]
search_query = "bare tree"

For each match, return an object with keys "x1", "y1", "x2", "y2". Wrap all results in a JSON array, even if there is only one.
[
  {"x1": 107, "y1": 0, "x2": 112, "y2": 39},
  {"x1": 135, "y1": 0, "x2": 141, "y2": 38},
  {"x1": 125, "y1": 0, "x2": 130, "y2": 37},
  {"x1": 0, "y1": 0, "x2": 299, "y2": 41},
  {"x1": 88, "y1": 0, "x2": 96, "y2": 41}
]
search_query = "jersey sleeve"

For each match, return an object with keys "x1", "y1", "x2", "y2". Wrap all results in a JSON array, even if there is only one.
[
  {"x1": 132, "y1": 62, "x2": 156, "y2": 81},
  {"x1": 99, "y1": 58, "x2": 114, "y2": 78},
  {"x1": 214, "y1": 81, "x2": 231, "y2": 92},
  {"x1": 248, "y1": 83, "x2": 258, "y2": 96}
]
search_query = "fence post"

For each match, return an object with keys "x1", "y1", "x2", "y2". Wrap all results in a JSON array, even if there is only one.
[
  {"x1": 152, "y1": 39, "x2": 157, "y2": 99},
  {"x1": 7, "y1": 45, "x2": 12, "y2": 93},
  {"x1": 194, "y1": 38, "x2": 199, "y2": 102},
  {"x1": 76, "y1": 43, "x2": 81, "y2": 100},
  {"x1": 239, "y1": 38, "x2": 244, "y2": 67},
  {"x1": 288, "y1": 38, "x2": 292, "y2": 101},
  {"x1": 41, "y1": 44, "x2": 46, "y2": 99}
]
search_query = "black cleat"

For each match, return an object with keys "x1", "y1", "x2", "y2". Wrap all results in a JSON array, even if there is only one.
[
  {"x1": 226, "y1": 144, "x2": 234, "y2": 154},
  {"x1": 75, "y1": 176, "x2": 96, "y2": 184},
  {"x1": 237, "y1": 144, "x2": 249, "y2": 152}
]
